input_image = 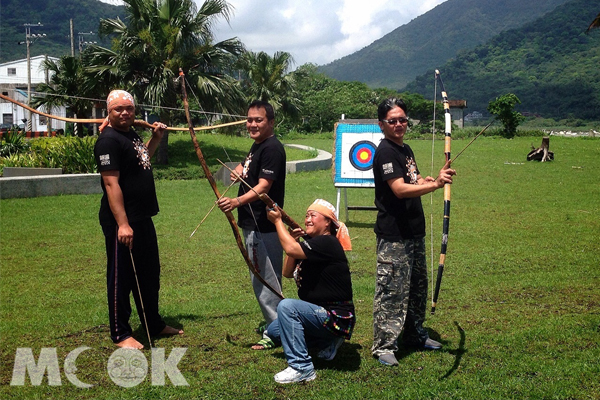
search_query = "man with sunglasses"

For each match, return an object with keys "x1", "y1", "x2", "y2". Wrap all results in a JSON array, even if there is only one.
[{"x1": 372, "y1": 97, "x2": 455, "y2": 366}]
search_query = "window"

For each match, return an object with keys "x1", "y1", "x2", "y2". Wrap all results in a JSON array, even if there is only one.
[
  {"x1": 3, "y1": 114, "x2": 13, "y2": 124},
  {"x1": 7, "y1": 68, "x2": 16, "y2": 76}
]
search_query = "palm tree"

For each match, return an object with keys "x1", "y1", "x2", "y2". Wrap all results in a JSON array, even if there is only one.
[
  {"x1": 236, "y1": 51, "x2": 302, "y2": 125},
  {"x1": 32, "y1": 56, "x2": 91, "y2": 137},
  {"x1": 85, "y1": 0, "x2": 246, "y2": 164}
]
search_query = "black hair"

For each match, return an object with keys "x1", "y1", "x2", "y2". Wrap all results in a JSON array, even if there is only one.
[
  {"x1": 377, "y1": 97, "x2": 408, "y2": 121},
  {"x1": 248, "y1": 100, "x2": 275, "y2": 121}
]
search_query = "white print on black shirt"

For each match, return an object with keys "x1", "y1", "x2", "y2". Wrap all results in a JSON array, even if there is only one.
[
  {"x1": 242, "y1": 153, "x2": 253, "y2": 179},
  {"x1": 406, "y1": 156, "x2": 418, "y2": 184},
  {"x1": 382, "y1": 162, "x2": 393, "y2": 175},
  {"x1": 133, "y1": 138, "x2": 152, "y2": 170},
  {"x1": 293, "y1": 261, "x2": 303, "y2": 288},
  {"x1": 99, "y1": 154, "x2": 110, "y2": 166}
]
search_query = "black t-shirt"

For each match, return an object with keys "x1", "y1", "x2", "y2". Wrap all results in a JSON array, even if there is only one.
[
  {"x1": 294, "y1": 235, "x2": 355, "y2": 338},
  {"x1": 237, "y1": 135, "x2": 286, "y2": 232},
  {"x1": 94, "y1": 126, "x2": 159, "y2": 226},
  {"x1": 373, "y1": 138, "x2": 426, "y2": 240},
  {"x1": 295, "y1": 235, "x2": 353, "y2": 306}
]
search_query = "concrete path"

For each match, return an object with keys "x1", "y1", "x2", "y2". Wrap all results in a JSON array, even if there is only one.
[{"x1": 0, "y1": 145, "x2": 332, "y2": 199}]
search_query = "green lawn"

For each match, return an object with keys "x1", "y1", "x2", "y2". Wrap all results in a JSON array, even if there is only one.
[{"x1": 1, "y1": 135, "x2": 599, "y2": 399}]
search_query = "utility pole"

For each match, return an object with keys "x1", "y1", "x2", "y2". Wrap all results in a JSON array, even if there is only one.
[
  {"x1": 70, "y1": 19, "x2": 75, "y2": 57},
  {"x1": 45, "y1": 55, "x2": 52, "y2": 136},
  {"x1": 20, "y1": 23, "x2": 46, "y2": 132}
]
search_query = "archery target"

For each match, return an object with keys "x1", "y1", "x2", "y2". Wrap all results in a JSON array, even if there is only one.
[
  {"x1": 350, "y1": 140, "x2": 376, "y2": 171},
  {"x1": 334, "y1": 123, "x2": 384, "y2": 187}
]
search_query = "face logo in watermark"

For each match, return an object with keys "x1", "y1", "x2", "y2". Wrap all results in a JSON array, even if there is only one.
[
  {"x1": 107, "y1": 348, "x2": 148, "y2": 388},
  {"x1": 10, "y1": 347, "x2": 188, "y2": 388}
]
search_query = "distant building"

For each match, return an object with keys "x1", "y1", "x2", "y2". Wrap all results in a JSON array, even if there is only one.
[
  {"x1": 0, "y1": 55, "x2": 66, "y2": 131},
  {"x1": 448, "y1": 99, "x2": 467, "y2": 128},
  {"x1": 436, "y1": 99, "x2": 467, "y2": 128},
  {"x1": 464, "y1": 111, "x2": 483, "y2": 122}
]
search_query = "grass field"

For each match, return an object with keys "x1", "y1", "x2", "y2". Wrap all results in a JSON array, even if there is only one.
[{"x1": 0, "y1": 135, "x2": 599, "y2": 399}]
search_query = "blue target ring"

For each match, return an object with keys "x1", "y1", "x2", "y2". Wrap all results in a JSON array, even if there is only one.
[{"x1": 349, "y1": 140, "x2": 377, "y2": 171}]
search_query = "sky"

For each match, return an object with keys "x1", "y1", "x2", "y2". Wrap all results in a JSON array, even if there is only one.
[
  {"x1": 211, "y1": 0, "x2": 448, "y2": 67},
  {"x1": 100, "y1": 0, "x2": 449, "y2": 68}
]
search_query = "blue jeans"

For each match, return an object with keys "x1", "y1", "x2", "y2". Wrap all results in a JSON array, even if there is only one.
[
  {"x1": 243, "y1": 229, "x2": 283, "y2": 325},
  {"x1": 267, "y1": 299, "x2": 339, "y2": 372}
]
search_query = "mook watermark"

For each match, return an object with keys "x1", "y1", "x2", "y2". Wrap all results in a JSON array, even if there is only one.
[{"x1": 10, "y1": 347, "x2": 188, "y2": 388}]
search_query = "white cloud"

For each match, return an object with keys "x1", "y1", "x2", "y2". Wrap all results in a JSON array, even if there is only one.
[
  {"x1": 100, "y1": 0, "x2": 449, "y2": 68},
  {"x1": 211, "y1": 0, "x2": 449, "y2": 68}
]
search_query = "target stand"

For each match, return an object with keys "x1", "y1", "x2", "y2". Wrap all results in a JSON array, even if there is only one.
[{"x1": 333, "y1": 119, "x2": 383, "y2": 221}]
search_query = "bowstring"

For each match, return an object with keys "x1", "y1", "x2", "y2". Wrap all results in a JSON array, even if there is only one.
[
  {"x1": 184, "y1": 77, "x2": 261, "y2": 234},
  {"x1": 222, "y1": 146, "x2": 262, "y2": 236}
]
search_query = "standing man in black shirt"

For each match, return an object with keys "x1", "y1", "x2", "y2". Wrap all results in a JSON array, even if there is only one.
[
  {"x1": 218, "y1": 100, "x2": 286, "y2": 338},
  {"x1": 372, "y1": 97, "x2": 455, "y2": 366},
  {"x1": 94, "y1": 90, "x2": 182, "y2": 349}
]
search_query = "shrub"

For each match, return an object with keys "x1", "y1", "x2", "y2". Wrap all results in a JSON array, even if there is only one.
[
  {"x1": 0, "y1": 129, "x2": 29, "y2": 157},
  {"x1": 0, "y1": 136, "x2": 97, "y2": 174}
]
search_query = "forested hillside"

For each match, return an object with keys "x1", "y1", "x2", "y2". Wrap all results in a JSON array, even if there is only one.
[
  {"x1": 405, "y1": 0, "x2": 600, "y2": 120},
  {"x1": 318, "y1": 0, "x2": 570, "y2": 90},
  {"x1": 0, "y1": 0, "x2": 125, "y2": 62}
]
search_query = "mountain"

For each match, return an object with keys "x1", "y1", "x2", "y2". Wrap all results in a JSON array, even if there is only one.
[
  {"x1": 318, "y1": 0, "x2": 571, "y2": 90},
  {"x1": 404, "y1": 0, "x2": 600, "y2": 120},
  {"x1": 0, "y1": 0, "x2": 125, "y2": 62}
]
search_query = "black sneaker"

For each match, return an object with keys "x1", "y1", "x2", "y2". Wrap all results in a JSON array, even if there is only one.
[
  {"x1": 422, "y1": 338, "x2": 442, "y2": 350},
  {"x1": 378, "y1": 353, "x2": 399, "y2": 366}
]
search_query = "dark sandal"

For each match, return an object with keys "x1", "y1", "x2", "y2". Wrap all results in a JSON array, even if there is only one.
[{"x1": 254, "y1": 321, "x2": 267, "y2": 335}]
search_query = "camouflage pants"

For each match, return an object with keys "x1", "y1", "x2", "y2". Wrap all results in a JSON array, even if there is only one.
[{"x1": 372, "y1": 236, "x2": 429, "y2": 356}]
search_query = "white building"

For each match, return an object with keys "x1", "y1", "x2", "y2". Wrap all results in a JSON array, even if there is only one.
[{"x1": 0, "y1": 55, "x2": 66, "y2": 132}]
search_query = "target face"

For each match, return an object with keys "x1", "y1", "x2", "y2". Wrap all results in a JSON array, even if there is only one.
[{"x1": 349, "y1": 140, "x2": 377, "y2": 171}]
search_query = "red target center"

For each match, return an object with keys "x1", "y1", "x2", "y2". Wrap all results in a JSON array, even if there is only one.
[{"x1": 358, "y1": 149, "x2": 372, "y2": 161}]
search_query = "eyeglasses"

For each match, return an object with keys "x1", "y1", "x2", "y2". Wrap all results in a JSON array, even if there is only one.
[
  {"x1": 112, "y1": 106, "x2": 135, "y2": 114},
  {"x1": 382, "y1": 117, "x2": 408, "y2": 125}
]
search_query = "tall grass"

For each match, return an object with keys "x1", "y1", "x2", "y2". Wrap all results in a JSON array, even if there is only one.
[{"x1": 0, "y1": 136, "x2": 598, "y2": 399}]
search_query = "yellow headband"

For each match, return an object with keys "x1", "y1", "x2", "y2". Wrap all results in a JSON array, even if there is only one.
[
  {"x1": 307, "y1": 198, "x2": 339, "y2": 227},
  {"x1": 307, "y1": 199, "x2": 352, "y2": 251}
]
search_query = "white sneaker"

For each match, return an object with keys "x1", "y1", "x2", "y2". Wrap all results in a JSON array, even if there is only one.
[
  {"x1": 274, "y1": 366, "x2": 317, "y2": 384},
  {"x1": 317, "y1": 337, "x2": 344, "y2": 361}
]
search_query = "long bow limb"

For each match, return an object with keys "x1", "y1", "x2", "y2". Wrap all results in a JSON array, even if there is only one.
[
  {"x1": 0, "y1": 93, "x2": 245, "y2": 132},
  {"x1": 431, "y1": 69, "x2": 452, "y2": 315},
  {"x1": 178, "y1": 69, "x2": 284, "y2": 300}
]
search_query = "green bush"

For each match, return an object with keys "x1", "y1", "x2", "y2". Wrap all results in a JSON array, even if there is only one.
[
  {"x1": 0, "y1": 136, "x2": 97, "y2": 174},
  {"x1": 0, "y1": 129, "x2": 29, "y2": 157}
]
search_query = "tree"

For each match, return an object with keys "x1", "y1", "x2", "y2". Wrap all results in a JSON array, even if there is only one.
[
  {"x1": 32, "y1": 56, "x2": 91, "y2": 137},
  {"x1": 293, "y1": 64, "x2": 391, "y2": 133},
  {"x1": 236, "y1": 51, "x2": 301, "y2": 126},
  {"x1": 487, "y1": 93, "x2": 525, "y2": 138},
  {"x1": 85, "y1": 0, "x2": 245, "y2": 164}
]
